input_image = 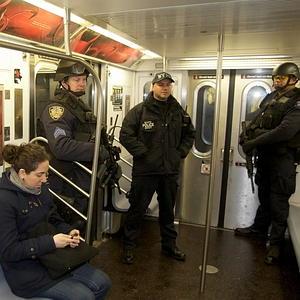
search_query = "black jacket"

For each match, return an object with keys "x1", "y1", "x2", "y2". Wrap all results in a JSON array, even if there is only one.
[
  {"x1": 0, "y1": 172, "x2": 72, "y2": 298},
  {"x1": 119, "y1": 92, "x2": 195, "y2": 176},
  {"x1": 248, "y1": 88, "x2": 300, "y2": 150}
]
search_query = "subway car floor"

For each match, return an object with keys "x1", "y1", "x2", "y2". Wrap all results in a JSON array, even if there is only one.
[{"x1": 91, "y1": 218, "x2": 300, "y2": 300}]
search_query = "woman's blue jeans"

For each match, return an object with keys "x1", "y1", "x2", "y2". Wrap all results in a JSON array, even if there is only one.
[{"x1": 37, "y1": 263, "x2": 111, "y2": 300}]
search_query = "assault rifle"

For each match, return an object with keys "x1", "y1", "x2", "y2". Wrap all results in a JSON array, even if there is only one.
[
  {"x1": 99, "y1": 116, "x2": 122, "y2": 193},
  {"x1": 241, "y1": 121, "x2": 255, "y2": 193}
]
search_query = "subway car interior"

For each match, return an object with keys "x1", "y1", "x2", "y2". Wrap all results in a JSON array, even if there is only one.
[{"x1": 0, "y1": 0, "x2": 300, "y2": 299}]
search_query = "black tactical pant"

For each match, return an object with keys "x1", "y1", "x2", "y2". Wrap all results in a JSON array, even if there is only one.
[
  {"x1": 253, "y1": 148, "x2": 296, "y2": 246},
  {"x1": 123, "y1": 174, "x2": 178, "y2": 250}
]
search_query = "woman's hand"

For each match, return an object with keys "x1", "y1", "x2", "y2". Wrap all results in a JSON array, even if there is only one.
[
  {"x1": 53, "y1": 233, "x2": 80, "y2": 249},
  {"x1": 68, "y1": 229, "x2": 81, "y2": 248},
  {"x1": 69, "y1": 229, "x2": 80, "y2": 238}
]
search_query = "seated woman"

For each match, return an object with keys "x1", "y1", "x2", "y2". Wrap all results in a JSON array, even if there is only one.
[{"x1": 0, "y1": 143, "x2": 111, "y2": 300}]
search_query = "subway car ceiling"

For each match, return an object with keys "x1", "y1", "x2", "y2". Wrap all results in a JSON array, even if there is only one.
[{"x1": 1, "y1": 0, "x2": 300, "y2": 69}]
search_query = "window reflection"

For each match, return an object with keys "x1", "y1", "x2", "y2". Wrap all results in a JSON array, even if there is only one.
[
  {"x1": 36, "y1": 73, "x2": 56, "y2": 119},
  {"x1": 202, "y1": 87, "x2": 215, "y2": 145},
  {"x1": 194, "y1": 85, "x2": 216, "y2": 154},
  {"x1": 143, "y1": 81, "x2": 152, "y2": 101},
  {"x1": 81, "y1": 80, "x2": 93, "y2": 108},
  {"x1": 245, "y1": 86, "x2": 267, "y2": 121}
]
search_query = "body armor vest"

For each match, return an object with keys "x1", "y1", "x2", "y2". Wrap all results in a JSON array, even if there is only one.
[
  {"x1": 247, "y1": 88, "x2": 300, "y2": 149},
  {"x1": 54, "y1": 89, "x2": 96, "y2": 142}
]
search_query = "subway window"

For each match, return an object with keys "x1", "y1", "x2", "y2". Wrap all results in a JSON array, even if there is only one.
[
  {"x1": 202, "y1": 86, "x2": 215, "y2": 145},
  {"x1": 193, "y1": 83, "x2": 216, "y2": 156},
  {"x1": 143, "y1": 81, "x2": 152, "y2": 101},
  {"x1": 245, "y1": 85, "x2": 268, "y2": 121}
]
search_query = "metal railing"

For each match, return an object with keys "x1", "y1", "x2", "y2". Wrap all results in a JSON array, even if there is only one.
[
  {"x1": 30, "y1": 136, "x2": 89, "y2": 221},
  {"x1": 30, "y1": 136, "x2": 131, "y2": 225}
]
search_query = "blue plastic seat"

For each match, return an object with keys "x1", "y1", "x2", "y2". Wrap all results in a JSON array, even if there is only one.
[{"x1": 0, "y1": 266, "x2": 49, "y2": 300}]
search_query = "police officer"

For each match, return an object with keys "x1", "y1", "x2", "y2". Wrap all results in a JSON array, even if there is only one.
[
  {"x1": 235, "y1": 62, "x2": 300, "y2": 264},
  {"x1": 119, "y1": 72, "x2": 195, "y2": 264},
  {"x1": 39, "y1": 59, "x2": 108, "y2": 226}
]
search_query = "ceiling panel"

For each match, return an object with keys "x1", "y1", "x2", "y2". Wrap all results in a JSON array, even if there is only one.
[{"x1": 46, "y1": 0, "x2": 300, "y2": 58}]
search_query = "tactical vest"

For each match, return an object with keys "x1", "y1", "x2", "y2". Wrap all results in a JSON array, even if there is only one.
[
  {"x1": 53, "y1": 89, "x2": 96, "y2": 142},
  {"x1": 249, "y1": 88, "x2": 300, "y2": 148},
  {"x1": 35, "y1": 89, "x2": 97, "y2": 174}
]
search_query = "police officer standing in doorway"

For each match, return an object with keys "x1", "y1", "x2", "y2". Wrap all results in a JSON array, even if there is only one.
[
  {"x1": 39, "y1": 60, "x2": 108, "y2": 227},
  {"x1": 235, "y1": 62, "x2": 300, "y2": 264},
  {"x1": 119, "y1": 72, "x2": 195, "y2": 264}
]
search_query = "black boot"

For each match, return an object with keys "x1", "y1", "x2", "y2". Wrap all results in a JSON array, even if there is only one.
[
  {"x1": 264, "y1": 245, "x2": 280, "y2": 265},
  {"x1": 234, "y1": 225, "x2": 267, "y2": 239},
  {"x1": 162, "y1": 246, "x2": 186, "y2": 261},
  {"x1": 122, "y1": 248, "x2": 134, "y2": 264}
]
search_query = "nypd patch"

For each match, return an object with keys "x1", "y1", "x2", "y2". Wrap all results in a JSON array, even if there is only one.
[
  {"x1": 49, "y1": 105, "x2": 64, "y2": 120},
  {"x1": 142, "y1": 120, "x2": 155, "y2": 130}
]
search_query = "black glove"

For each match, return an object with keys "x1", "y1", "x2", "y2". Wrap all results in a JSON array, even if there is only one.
[
  {"x1": 239, "y1": 133, "x2": 246, "y2": 146},
  {"x1": 242, "y1": 140, "x2": 256, "y2": 154},
  {"x1": 253, "y1": 128, "x2": 269, "y2": 138},
  {"x1": 239, "y1": 127, "x2": 251, "y2": 146}
]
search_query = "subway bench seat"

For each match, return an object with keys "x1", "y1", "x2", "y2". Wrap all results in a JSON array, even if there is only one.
[
  {"x1": 287, "y1": 165, "x2": 300, "y2": 271},
  {"x1": 0, "y1": 266, "x2": 49, "y2": 300}
]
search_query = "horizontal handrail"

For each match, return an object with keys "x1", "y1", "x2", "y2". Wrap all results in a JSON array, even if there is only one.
[
  {"x1": 49, "y1": 189, "x2": 87, "y2": 221},
  {"x1": 121, "y1": 173, "x2": 132, "y2": 183},
  {"x1": 31, "y1": 137, "x2": 130, "y2": 212},
  {"x1": 49, "y1": 166, "x2": 89, "y2": 198},
  {"x1": 30, "y1": 137, "x2": 90, "y2": 198},
  {"x1": 120, "y1": 156, "x2": 133, "y2": 168}
]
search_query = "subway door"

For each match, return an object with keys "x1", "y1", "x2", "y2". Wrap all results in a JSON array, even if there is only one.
[
  {"x1": 181, "y1": 70, "x2": 230, "y2": 226},
  {"x1": 134, "y1": 71, "x2": 186, "y2": 217},
  {"x1": 224, "y1": 69, "x2": 272, "y2": 229}
]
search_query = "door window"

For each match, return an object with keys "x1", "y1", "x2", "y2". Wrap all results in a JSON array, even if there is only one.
[
  {"x1": 143, "y1": 81, "x2": 152, "y2": 101},
  {"x1": 192, "y1": 82, "x2": 216, "y2": 157},
  {"x1": 245, "y1": 85, "x2": 268, "y2": 121}
]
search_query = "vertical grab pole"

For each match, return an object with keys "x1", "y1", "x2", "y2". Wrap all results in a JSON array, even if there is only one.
[
  {"x1": 85, "y1": 67, "x2": 104, "y2": 244},
  {"x1": 63, "y1": 7, "x2": 72, "y2": 56},
  {"x1": 162, "y1": 56, "x2": 167, "y2": 72},
  {"x1": 62, "y1": 6, "x2": 103, "y2": 244},
  {"x1": 199, "y1": 32, "x2": 224, "y2": 293}
]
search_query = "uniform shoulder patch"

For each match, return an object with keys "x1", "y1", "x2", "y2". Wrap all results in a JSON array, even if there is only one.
[
  {"x1": 295, "y1": 101, "x2": 300, "y2": 109},
  {"x1": 49, "y1": 105, "x2": 64, "y2": 120}
]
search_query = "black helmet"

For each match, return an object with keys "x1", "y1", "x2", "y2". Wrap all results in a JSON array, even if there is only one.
[
  {"x1": 272, "y1": 62, "x2": 300, "y2": 79},
  {"x1": 54, "y1": 60, "x2": 89, "y2": 81}
]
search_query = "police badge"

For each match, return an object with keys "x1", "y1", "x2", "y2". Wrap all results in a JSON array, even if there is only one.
[{"x1": 49, "y1": 106, "x2": 64, "y2": 120}]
